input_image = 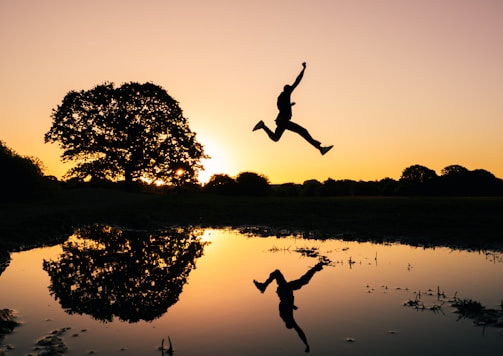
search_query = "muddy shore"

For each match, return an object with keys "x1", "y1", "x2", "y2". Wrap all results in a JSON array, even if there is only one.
[{"x1": 1, "y1": 189, "x2": 503, "y2": 256}]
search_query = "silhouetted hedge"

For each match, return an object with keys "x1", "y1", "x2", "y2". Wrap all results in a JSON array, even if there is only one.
[
  {"x1": 0, "y1": 141, "x2": 58, "y2": 201},
  {"x1": 204, "y1": 164, "x2": 503, "y2": 197},
  {"x1": 3, "y1": 139, "x2": 502, "y2": 199},
  {"x1": 203, "y1": 172, "x2": 270, "y2": 196}
]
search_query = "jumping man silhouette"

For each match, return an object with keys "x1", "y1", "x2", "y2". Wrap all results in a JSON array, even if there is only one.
[
  {"x1": 253, "y1": 262, "x2": 325, "y2": 353},
  {"x1": 253, "y1": 62, "x2": 333, "y2": 155}
]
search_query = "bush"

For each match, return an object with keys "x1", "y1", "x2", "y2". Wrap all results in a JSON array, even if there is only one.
[
  {"x1": 235, "y1": 172, "x2": 271, "y2": 196},
  {"x1": 0, "y1": 141, "x2": 56, "y2": 201}
]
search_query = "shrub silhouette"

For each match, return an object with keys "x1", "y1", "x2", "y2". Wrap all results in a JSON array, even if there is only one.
[
  {"x1": 204, "y1": 174, "x2": 237, "y2": 195},
  {"x1": 0, "y1": 141, "x2": 54, "y2": 201},
  {"x1": 235, "y1": 172, "x2": 271, "y2": 196}
]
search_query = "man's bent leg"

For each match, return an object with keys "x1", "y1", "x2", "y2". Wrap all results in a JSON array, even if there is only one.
[
  {"x1": 264, "y1": 124, "x2": 285, "y2": 142},
  {"x1": 254, "y1": 269, "x2": 287, "y2": 292},
  {"x1": 254, "y1": 120, "x2": 286, "y2": 142}
]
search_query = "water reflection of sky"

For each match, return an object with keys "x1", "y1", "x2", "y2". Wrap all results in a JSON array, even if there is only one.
[{"x1": 1, "y1": 228, "x2": 502, "y2": 355}]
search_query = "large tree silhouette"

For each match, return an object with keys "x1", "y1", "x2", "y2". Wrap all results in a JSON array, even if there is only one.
[
  {"x1": 44, "y1": 82, "x2": 207, "y2": 185},
  {"x1": 43, "y1": 225, "x2": 208, "y2": 323}
]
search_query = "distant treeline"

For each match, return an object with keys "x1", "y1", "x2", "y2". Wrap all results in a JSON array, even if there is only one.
[
  {"x1": 203, "y1": 166, "x2": 503, "y2": 197},
  {"x1": 2, "y1": 140, "x2": 503, "y2": 199}
]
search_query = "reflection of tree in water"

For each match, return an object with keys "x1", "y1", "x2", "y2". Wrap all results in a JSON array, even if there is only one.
[{"x1": 43, "y1": 225, "x2": 208, "y2": 323}]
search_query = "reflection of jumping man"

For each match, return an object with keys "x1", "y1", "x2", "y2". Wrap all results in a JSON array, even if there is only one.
[
  {"x1": 253, "y1": 262, "x2": 324, "y2": 353},
  {"x1": 253, "y1": 62, "x2": 333, "y2": 155}
]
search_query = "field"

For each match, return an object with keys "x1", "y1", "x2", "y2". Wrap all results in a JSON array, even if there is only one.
[{"x1": 1, "y1": 188, "x2": 502, "y2": 253}]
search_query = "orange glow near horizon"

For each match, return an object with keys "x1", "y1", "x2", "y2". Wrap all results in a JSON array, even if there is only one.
[{"x1": 1, "y1": 1, "x2": 503, "y2": 184}]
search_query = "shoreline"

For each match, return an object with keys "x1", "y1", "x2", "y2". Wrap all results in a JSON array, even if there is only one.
[{"x1": 1, "y1": 188, "x2": 503, "y2": 255}]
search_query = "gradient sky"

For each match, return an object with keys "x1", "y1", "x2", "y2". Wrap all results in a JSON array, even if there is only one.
[{"x1": 1, "y1": 0, "x2": 502, "y2": 184}]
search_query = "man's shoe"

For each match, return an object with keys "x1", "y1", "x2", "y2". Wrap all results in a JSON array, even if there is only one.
[
  {"x1": 253, "y1": 280, "x2": 266, "y2": 293},
  {"x1": 320, "y1": 145, "x2": 333, "y2": 155},
  {"x1": 253, "y1": 120, "x2": 265, "y2": 131}
]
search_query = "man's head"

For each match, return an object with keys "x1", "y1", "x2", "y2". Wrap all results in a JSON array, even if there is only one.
[{"x1": 283, "y1": 84, "x2": 292, "y2": 92}]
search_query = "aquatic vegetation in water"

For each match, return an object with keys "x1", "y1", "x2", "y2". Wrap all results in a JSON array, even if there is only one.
[
  {"x1": 452, "y1": 297, "x2": 503, "y2": 327},
  {"x1": 34, "y1": 327, "x2": 71, "y2": 355},
  {"x1": 239, "y1": 226, "x2": 296, "y2": 238},
  {"x1": 158, "y1": 337, "x2": 174, "y2": 356},
  {"x1": 293, "y1": 246, "x2": 333, "y2": 266},
  {"x1": 0, "y1": 309, "x2": 19, "y2": 354},
  {"x1": 401, "y1": 286, "x2": 503, "y2": 328},
  {"x1": 402, "y1": 293, "x2": 445, "y2": 313},
  {"x1": 0, "y1": 309, "x2": 18, "y2": 337},
  {"x1": 452, "y1": 298, "x2": 484, "y2": 315},
  {"x1": 268, "y1": 244, "x2": 334, "y2": 266}
]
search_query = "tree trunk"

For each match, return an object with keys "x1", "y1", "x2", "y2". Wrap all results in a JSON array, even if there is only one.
[{"x1": 124, "y1": 168, "x2": 133, "y2": 191}]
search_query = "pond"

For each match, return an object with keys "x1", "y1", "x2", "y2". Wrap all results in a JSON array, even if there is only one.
[{"x1": 1, "y1": 226, "x2": 502, "y2": 355}]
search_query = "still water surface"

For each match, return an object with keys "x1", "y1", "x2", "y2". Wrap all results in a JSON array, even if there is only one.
[{"x1": 1, "y1": 227, "x2": 502, "y2": 355}]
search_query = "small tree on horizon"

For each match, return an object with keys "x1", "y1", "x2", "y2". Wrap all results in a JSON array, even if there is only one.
[
  {"x1": 204, "y1": 173, "x2": 237, "y2": 195},
  {"x1": 44, "y1": 82, "x2": 207, "y2": 186},
  {"x1": 441, "y1": 164, "x2": 469, "y2": 177},
  {"x1": 398, "y1": 164, "x2": 438, "y2": 195},
  {"x1": 235, "y1": 172, "x2": 271, "y2": 196}
]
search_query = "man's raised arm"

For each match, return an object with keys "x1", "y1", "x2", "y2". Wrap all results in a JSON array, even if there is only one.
[{"x1": 290, "y1": 62, "x2": 307, "y2": 90}]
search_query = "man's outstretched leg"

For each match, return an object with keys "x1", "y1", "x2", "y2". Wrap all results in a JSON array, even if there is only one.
[
  {"x1": 285, "y1": 121, "x2": 333, "y2": 155},
  {"x1": 253, "y1": 119, "x2": 333, "y2": 155},
  {"x1": 288, "y1": 262, "x2": 324, "y2": 291}
]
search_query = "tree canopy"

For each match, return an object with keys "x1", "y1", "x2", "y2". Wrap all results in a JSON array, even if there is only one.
[{"x1": 44, "y1": 82, "x2": 207, "y2": 186}]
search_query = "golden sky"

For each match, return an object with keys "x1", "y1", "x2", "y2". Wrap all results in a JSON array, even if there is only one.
[{"x1": 1, "y1": 0, "x2": 502, "y2": 184}]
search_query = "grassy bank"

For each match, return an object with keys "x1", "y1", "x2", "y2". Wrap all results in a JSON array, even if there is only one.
[{"x1": 1, "y1": 188, "x2": 503, "y2": 251}]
